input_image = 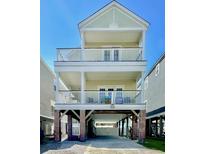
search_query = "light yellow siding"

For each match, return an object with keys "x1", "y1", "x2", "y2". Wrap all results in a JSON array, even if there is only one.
[
  {"x1": 86, "y1": 80, "x2": 136, "y2": 90},
  {"x1": 85, "y1": 42, "x2": 139, "y2": 48}
]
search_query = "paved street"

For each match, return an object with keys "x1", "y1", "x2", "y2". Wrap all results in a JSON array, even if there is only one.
[{"x1": 41, "y1": 136, "x2": 164, "y2": 154}]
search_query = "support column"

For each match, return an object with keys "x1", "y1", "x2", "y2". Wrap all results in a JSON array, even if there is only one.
[
  {"x1": 126, "y1": 117, "x2": 129, "y2": 138},
  {"x1": 67, "y1": 112, "x2": 72, "y2": 140},
  {"x1": 81, "y1": 32, "x2": 85, "y2": 61},
  {"x1": 141, "y1": 71, "x2": 145, "y2": 104},
  {"x1": 148, "y1": 118, "x2": 152, "y2": 137},
  {"x1": 131, "y1": 113, "x2": 138, "y2": 140},
  {"x1": 55, "y1": 72, "x2": 60, "y2": 103},
  {"x1": 118, "y1": 121, "x2": 121, "y2": 136},
  {"x1": 54, "y1": 110, "x2": 61, "y2": 141},
  {"x1": 138, "y1": 110, "x2": 146, "y2": 143},
  {"x1": 122, "y1": 119, "x2": 125, "y2": 136},
  {"x1": 155, "y1": 118, "x2": 158, "y2": 137},
  {"x1": 80, "y1": 110, "x2": 86, "y2": 141},
  {"x1": 81, "y1": 72, "x2": 85, "y2": 104},
  {"x1": 160, "y1": 116, "x2": 163, "y2": 137},
  {"x1": 141, "y1": 30, "x2": 146, "y2": 60}
]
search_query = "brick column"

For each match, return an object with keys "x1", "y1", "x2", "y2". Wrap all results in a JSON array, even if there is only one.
[
  {"x1": 131, "y1": 113, "x2": 138, "y2": 140},
  {"x1": 122, "y1": 119, "x2": 125, "y2": 136},
  {"x1": 138, "y1": 110, "x2": 146, "y2": 143},
  {"x1": 54, "y1": 110, "x2": 61, "y2": 141},
  {"x1": 80, "y1": 110, "x2": 86, "y2": 141},
  {"x1": 67, "y1": 112, "x2": 72, "y2": 140}
]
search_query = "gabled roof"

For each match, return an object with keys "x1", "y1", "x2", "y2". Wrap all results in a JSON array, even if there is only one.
[{"x1": 78, "y1": 0, "x2": 149, "y2": 30}]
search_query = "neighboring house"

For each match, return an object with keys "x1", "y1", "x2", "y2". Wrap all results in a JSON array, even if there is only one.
[
  {"x1": 144, "y1": 53, "x2": 165, "y2": 138},
  {"x1": 40, "y1": 58, "x2": 71, "y2": 140},
  {"x1": 53, "y1": 1, "x2": 149, "y2": 143}
]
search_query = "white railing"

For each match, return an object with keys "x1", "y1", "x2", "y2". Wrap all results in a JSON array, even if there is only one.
[
  {"x1": 57, "y1": 90, "x2": 143, "y2": 105},
  {"x1": 58, "y1": 90, "x2": 81, "y2": 104},
  {"x1": 57, "y1": 48, "x2": 143, "y2": 62}
]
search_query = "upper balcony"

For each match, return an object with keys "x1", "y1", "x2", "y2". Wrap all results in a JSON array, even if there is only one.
[
  {"x1": 55, "y1": 48, "x2": 146, "y2": 72},
  {"x1": 56, "y1": 48, "x2": 143, "y2": 62}
]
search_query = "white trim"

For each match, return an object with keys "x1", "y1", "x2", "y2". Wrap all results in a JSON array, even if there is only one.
[
  {"x1": 79, "y1": 1, "x2": 149, "y2": 30},
  {"x1": 71, "y1": 110, "x2": 80, "y2": 119},
  {"x1": 131, "y1": 110, "x2": 138, "y2": 117},
  {"x1": 155, "y1": 63, "x2": 160, "y2": 76},
  {"x1": 40, "y1": 115, "x2": 54, "y2": 120},
  {"x1": 85, "y1": 110, "x2": 94, "y2": 119},
  {"x1": 60, "y1": 110, "x2": 69, "y2": 119},
  {"x1": 55, "y1": 104, "x2": 146, "y2": 110},
  {"x1": 55, "y1": 63, "x2": 146, "y2": 72},
  {"x1": 146, "y1": 112, "x2": 165, "y2": 119},
  {"x1": 97, "y1": 85, "x2": 125, "y2": 90},
  {"x1": 55, "y1": 61, "x2": 146, "y2": 66},
  {"x1": 81, "y1": 27, "x2": 146, "y2": 32}
]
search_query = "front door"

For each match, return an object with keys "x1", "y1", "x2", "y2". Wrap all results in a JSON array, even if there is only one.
[{"x1": 104, "y1": 49, "x2": 119, "y2": 61}]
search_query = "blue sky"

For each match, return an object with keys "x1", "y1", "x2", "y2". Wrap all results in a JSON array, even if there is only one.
[{"x1": 41, "y1": 0, "x2": 164, "y2": 73}]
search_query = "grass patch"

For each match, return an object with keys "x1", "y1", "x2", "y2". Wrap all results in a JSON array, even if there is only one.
[{"x1": 138, "y1": 138, "x2": 165, "y2": 152}]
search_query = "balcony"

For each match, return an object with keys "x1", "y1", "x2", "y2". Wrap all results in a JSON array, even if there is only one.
[
  {"x1": 57, "y1": 90, "x2": 142, "y2": 105},
  {"x1": 56, "y1": 48, "x2": 143, "y2": 62}
]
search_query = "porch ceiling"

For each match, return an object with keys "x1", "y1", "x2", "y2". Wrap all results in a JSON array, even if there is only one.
[
  {"x1": 59, "y1": 72, "x2": 141, "y2": 90},
  {"x1": 84, "y1": 30, "x2": 142, "y2": 44},
  {"x1": 93, "y1": 114, "x2": 127, "y2": 123},
  {"x1": 85, "y1": 72, "x2": 140, "y2": 81}
]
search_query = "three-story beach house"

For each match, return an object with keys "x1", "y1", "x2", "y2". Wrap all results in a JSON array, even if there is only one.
[{"x1": 54, "y1": 1, "x2": 149, "y2": 143}]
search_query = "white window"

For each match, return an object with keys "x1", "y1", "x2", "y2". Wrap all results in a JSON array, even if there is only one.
[
  {"x1": 114, "y1": 50, "x2": 119, "y2": 61},
  {"x1": 155, "y1": 63, "x2": 160, "y2": 76},
  {"x1": 144, "y1": 77, "x2": 148, "y2": 90},
  {"x1": 104, "y1": 50, "x2": 111, "y2": 61}
]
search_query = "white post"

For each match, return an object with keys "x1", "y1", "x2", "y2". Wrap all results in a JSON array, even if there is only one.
[
  {"x1": 141, "y1": 30, "x2": 146, "y2": 60},
  {"x1": 55, "y1": 72, "x2": 60, "y2": 103},
  {"x1": 141, "y1": 71, "x2": 145, "y2": 104},
  {"x1": 136, "y1": 78, "x2": 138, "y2": 104},
  {"x1": 81, "y1": 71, "x2": 85, "y2": 104},
  {"x1": 111, "y1": 91, "x2": 114, "y2": 104},
  {"x1": 81, "y1": 32, "x2": 85, "y2": 61}
]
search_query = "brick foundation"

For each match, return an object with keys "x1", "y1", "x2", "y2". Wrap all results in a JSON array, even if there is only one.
[
  {"x1": 131, "y1": 113, "x2": 138, "y2": 140},
  {"x1": 80, "y1": 110, "x2": 86, "y2": 141},
  {"x1": 138, "y1": 110, "x2": 146, "y2": 143},
  {"x1": 67, "y1": 112, "x2": 72, "y2": 140},
  {"x1": 54, "y1": 110, "x2": 61, "y2": 141}
]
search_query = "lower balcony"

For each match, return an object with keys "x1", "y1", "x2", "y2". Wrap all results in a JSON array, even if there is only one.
[{"x1": 55, "y1": 90, "x2": 145, "y2": 110}]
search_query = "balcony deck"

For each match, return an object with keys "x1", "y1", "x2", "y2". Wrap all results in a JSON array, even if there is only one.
[
  {"x1": 55, "y1": 48, "x2": 146, "y2": 72},
  {"x1": 56, "y1": 48, "x2": 143, "y2": 62},
  {"x1": 55, "y1": 90, "x2": 145, "y2": 110}
]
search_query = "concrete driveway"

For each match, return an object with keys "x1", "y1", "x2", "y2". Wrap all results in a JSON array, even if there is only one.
[{"x1": 41, "y1": 136, "x2": 164, "y2": 154}]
